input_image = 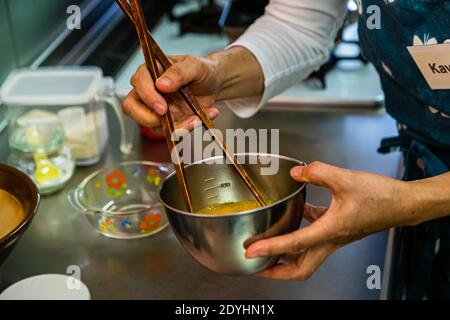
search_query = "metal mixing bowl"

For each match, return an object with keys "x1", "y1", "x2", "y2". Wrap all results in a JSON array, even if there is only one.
[{"x1": 159, "y1": 154, "x2": 306, "y2": 275}]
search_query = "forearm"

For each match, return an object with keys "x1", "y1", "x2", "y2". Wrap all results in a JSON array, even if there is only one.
[
  {"x1": 216, "y1": 0, "x2": 348, "y2": 118},
  {"x1": 407, "y1": 172, "x2": 450, "y2": 225},
  {"x1": 209, "y1": 46, "x2": 265, "y2": 101}
]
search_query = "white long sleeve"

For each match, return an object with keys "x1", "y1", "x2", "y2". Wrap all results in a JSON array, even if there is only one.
[{"x1": 221, "y1": 0, "x2": 348, "y2": 118}]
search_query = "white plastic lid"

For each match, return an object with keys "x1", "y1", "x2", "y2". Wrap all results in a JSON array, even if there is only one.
[
  {"x1": 0, "y1": 274, "x2": 91, "y2": 300},
  {"x1": 0, "y1": 67, "x2": 103, "y2": 106}
]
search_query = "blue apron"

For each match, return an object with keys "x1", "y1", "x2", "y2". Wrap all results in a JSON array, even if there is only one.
[{"x1": 357, "y1": 0, "x2": 450, "y2": 299}]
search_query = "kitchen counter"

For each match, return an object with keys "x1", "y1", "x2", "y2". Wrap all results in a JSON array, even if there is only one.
[{"x1": 0, "y1": 106, "x2": 400, "y2": 299}]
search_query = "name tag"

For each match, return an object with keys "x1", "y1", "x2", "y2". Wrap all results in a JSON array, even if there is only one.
[{"x1": 407, "y1": 43, "x2": 450, "y2": 90}]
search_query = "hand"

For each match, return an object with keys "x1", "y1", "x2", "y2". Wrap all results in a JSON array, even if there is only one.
[
  {"x1": 245, "y1": 161, "x2": 417, "y2": 280},
  {"x1": 123, "y1": 55, "x2": 222, "y2": 134}
]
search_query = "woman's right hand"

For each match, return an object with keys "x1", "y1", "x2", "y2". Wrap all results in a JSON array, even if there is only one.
[{"x1": 123, "y1": 55, "x2": 223, "y2": 134}]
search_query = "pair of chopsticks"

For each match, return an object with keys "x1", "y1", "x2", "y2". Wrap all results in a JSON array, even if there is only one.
[{"x1": 116, "y1": 0, "x2": 267, "y2": 212}]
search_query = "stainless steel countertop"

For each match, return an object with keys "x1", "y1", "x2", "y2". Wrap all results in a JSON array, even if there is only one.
[{"x1": 0, "y1": 107, "x2": 400, "y2": 299}]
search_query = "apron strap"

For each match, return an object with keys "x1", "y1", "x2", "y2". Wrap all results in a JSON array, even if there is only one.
[
  {"x1": 378, "y1": 135, "x2": 449, "y2": 178},
  {"x1": 378, "y1": 134, "x2": 450, "y2": 299}
]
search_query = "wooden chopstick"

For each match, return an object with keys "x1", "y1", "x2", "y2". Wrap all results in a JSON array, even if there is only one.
[
  {"x1": 116, "y1": 0, "x2": 267, "y2": 207},
  {"x1": 129, "y1": 0, "x2": 194, "y2": 213}
]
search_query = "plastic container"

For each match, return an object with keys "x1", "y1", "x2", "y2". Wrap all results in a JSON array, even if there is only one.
[{"x1": 1, "y1": 67, "x2": 132, "y2": 166}]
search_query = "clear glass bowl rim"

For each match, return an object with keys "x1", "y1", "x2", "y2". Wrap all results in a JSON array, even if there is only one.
[{"x1": 72, "y1": 160, "x2": 173, "y2": 216}]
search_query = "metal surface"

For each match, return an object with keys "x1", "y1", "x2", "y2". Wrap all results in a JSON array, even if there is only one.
[
  {"x1": 0, "y1": 105, "x2": 400, "y2": 299},
  {"x1": 160, "y1": 154, "x2": 305, "y2": 275}
]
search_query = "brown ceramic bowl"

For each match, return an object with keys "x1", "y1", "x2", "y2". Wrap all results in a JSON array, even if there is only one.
[{"x1": 0, "y1": 164, "x2": 40, "y2": 267}]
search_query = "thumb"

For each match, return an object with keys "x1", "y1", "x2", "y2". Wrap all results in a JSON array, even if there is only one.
[
  {"x1": 156, "y1": 57, "x2": 205, "y2": 93},
  {"x1": 290, "y1": 161, "x2": 344, "y2": 189}
]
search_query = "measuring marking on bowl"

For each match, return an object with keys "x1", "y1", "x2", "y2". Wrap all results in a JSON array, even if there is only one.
[
  {"x1": 203, "y1": 177, "x2": 220, "y2": 200},
  {"x1": 203, "y1": 176, "x2": 235, "y2": 203},
  {"x1": 204, "y1": 185, "x2": 219, "y2": 192}
]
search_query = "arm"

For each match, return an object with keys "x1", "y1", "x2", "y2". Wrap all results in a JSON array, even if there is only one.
[
  {"x1": 245, "y1": 163, "x2": 450, "y2": 280},
  {"x1": 123, "y1": 0, "x2": 348, "y2": 130},
  {"x1": 409, "y1": 173, "x2": 450, "y2": 224},
  {"x1": 223, "y1": 0, "x2": 348, "y2": 117}
]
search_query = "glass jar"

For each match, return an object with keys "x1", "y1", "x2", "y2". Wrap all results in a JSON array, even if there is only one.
[{"x1": 8, "y1": 123, "x2": 75, "y2": 195}]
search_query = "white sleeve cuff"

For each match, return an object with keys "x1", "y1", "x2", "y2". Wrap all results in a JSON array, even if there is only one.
[{"x1": 218, "y1": 0, "x2": 347, "y2": 118}]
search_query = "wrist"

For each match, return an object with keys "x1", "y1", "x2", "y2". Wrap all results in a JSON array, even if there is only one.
[
  {"x1": 398, "y1": 180, "x2": 424, "y2": 226},
  {"x1": 207, "y1": 50, "x2": 229, "y2": 98},
  {"x1": 406, "y1": 175, "x2": 450, "y2": 225},
  {"x1": 208, "y1": 46, "x2": 265, "y2": 100}
]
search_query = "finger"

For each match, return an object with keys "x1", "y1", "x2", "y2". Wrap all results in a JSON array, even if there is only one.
[
  {"x1": 259, "y1": 243, "x2": 339, "y2": 280},
  {"x1": 156, "y1": 56, "x2": 206, "y2": 94},
  {"x1": 244, "y1": 200, "x2": 299, "y2": 249},
  {"x1": 303, "y1": 204, "x2": 328, "y2": 223},
  {"x1": 246, "y1": 221, "x2": 331, "y2": 258},
  {"x1": 123, "y1": 89, "x2": 161, "y2": 128},
  {"x1": 171, "y1": 107, "x2": 220, "y2": 132},
  {"x1": 290, "y1": 161, "x2": 346, "y2": 189},
  {"x1": 206, "y1": 107, "x2": 220, "y2": 120},
  {"x1": 173, "y1": 116, "x2": 202, "y2": 136},
  {"x1": 131, "y1": 64, "x2": 167, "y2": 116},
  {"x1": 173, "y1": 107, "x2": 221, "y2": 136}
]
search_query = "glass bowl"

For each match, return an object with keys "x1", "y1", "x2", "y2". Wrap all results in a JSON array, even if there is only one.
[
  {"x1": 8, "y1": 124, "x2": 75, "y2": 195},
  {"x1": 68, "y1": 161, "x2": 172, "y2": 239}
]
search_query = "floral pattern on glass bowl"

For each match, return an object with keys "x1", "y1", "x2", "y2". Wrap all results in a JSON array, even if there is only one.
[{"x1": 68, "y1": 161, "x2": 172, "y2": 239}]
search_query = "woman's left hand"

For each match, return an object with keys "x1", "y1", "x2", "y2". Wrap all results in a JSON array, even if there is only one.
[{"x1": 245, "y1": 161, "x2": 419, "y2": 280}]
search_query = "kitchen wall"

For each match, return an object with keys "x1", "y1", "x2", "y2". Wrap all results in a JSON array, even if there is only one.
[
  {"x1": 0, "y1": 0, "x2": 17, "y2": 84},
  {"x1": 0, "y1": 0, "x2": 80, "y2": 83}
]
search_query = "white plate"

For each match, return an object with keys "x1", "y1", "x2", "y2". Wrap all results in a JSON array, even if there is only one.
[{"x1": 0, "y1": 274, "x2": 91, "y2": 300}]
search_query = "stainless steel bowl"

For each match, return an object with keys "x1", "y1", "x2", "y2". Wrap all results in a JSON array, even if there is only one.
[{"x1": 159, "y1": 154, "x2": 306, "y2": 275}]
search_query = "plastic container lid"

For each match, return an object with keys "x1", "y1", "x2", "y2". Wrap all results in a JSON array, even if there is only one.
[
  {"x1": 0, "y1": 67, "x2": 103, "y2": 106},
  {"x1": 0, "y1": 274, "x2": 91, "y2": 300}
]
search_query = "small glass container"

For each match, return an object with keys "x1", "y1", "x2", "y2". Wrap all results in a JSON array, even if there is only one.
[
  {"x1": 8, "y1": 123, "x2": 75, "y2": 195},
  {"x1": 68, "y1": 161, "x2": 172, "y2": 239}
]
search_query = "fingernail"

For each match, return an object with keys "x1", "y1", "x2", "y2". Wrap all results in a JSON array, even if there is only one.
[
  {"x1": 157, "y1": 77, "x2": 172, "y2": 87},
  {"x1": 246, "y1": 248, "x2": 262, "y2": 259},
  {"x1": 153, "y1": 102, "x2": 166, "y2": 115},
  {"x1": 246, "y1": 244, "x2": 262, "y2": 259},
  {"x1": 208, "y1": 109, "x2": 220, "y2": 119},
  {"x1": 290, "y1": 166, "x2": 304, "y2": 177}
]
